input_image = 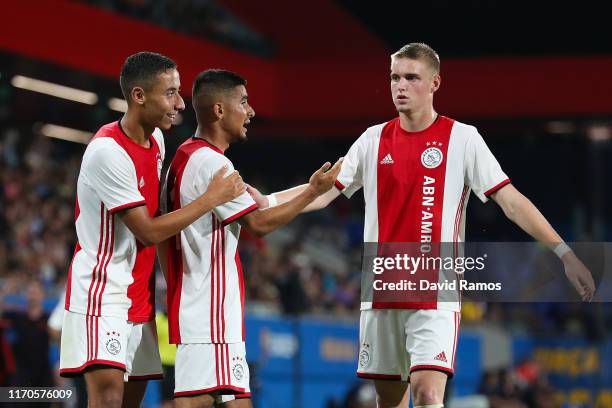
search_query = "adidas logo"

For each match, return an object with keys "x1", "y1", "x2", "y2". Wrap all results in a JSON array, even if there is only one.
[
  {"x1": 434, "y1": 351, "x2": 447, "y2": 363},
  {"x1": 380, "y1": 153, "x2": 394, "y2": 165},
  {"x1": 139, "y1": 176, "x2": 145, "y2": 188}
]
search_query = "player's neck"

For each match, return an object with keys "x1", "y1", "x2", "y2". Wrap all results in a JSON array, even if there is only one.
[
  {"x1": 194, "y1": 126, "x2": 229, "y2": 152},
  {"x1": 119, "y1": 114, "x2": 152, "y2": 147},
  {"x1": 398, "y1": 107, "x2": 437, "y2": 132}
]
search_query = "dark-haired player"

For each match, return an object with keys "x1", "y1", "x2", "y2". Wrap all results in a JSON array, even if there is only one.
[
  {"x1": 59, "y1": 52, "x2": 245, "y2": 408},
  {"x1": 162, "y1": 69, "x2": 341, "y2": 408},
  {"x1": 250, "y1": 43, "x2": 595, "y2": 408}
]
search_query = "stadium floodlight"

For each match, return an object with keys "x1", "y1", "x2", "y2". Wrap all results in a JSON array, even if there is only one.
[
  {"x1": 11, "y1": 75, "x2": 98, "y2": 105},
  {"x1": 38, "y1": 123, "x2": 92, "y2": 144},
  {"x1": 108, "y1": 97, "x2": 128, "y2": 113}
]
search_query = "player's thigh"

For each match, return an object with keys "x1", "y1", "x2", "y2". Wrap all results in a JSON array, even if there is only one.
[
  {"x1": 60, "y1": 312, "x2": 130, "y2": 376},
  {"x1": 216, "y1": 394, "x2": 252, "y2": 408},
  {"x1": 357, "y1": 310, "x2": 410, "y2": 380},
  {"x1": 373, "y1": 379, "x2": 409, "y2": 408},
  {"x1": 175, "y1": 393, "x2": 216, "y2": 408},
  {"x1": 125, "y1": 320, "x2": 163, "y2": 381},
  {"x1": 405, "y1": 309, "x2": 459, "y2": 377},
  {"x1": 122, "y1": 380, "x2": 148, "y2": 407},
  {"x1": 409, "y1": 370, "x2": 448, "y2": 405},
  {"x1": 83, "y1": 366, "x2": 125, "y2": 408},
  {"x1": 175, "y1": 343, "x2": 250, "y2": 397}
]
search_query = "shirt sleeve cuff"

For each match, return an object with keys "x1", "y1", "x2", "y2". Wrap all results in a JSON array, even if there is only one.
[
  {"x1": 484, "y1": 179, "x2": 511, "y2": 197},
  {"x1": 109, "y1": 200, "x2": 146, "y2": 214},
  {"x1": 221, "y1": 204, "x2": 258, "y2": 226}
]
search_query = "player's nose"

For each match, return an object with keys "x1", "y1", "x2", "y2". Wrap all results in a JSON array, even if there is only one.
[
  {"x1": 248, "y1": 106, "x2": 255, "y2": 118},
  {"x1": 176, "y1": 94, "x2": 186, "y2": 111}
]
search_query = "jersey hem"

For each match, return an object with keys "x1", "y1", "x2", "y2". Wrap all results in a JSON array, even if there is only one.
[
  {"x1": 356, "y1": 372, "x2": 402, "y2": 381},
  {"x1": 128, "y1": 373, "x2": 164, "y2": 381},
  {"x1": 360, "y1": 302, "x2": 460, "y2": 312},
  {"x1": 221, "y1": 204, "x2": 258, "y2": 226},
  {"x1": 171, "y1": 338, "x2": 245, "y2": 345},
  {"x1": 64, "y1": 308, "x2": 154, "y2": 323},
  {"x1": 174, "y1": 385, "x2": 246, "y2": 397},
  {"x1": 109, "y1": 200, "x2": 146, "y2": 214},
  {"x1": 410, "y1": 364, "x2": 454, "y2": 378},
  {"x1": 60, "y1": 359, "x2": 126, "y2": 377}
]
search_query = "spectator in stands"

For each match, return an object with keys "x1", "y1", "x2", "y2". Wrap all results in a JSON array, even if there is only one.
[{"x1": 1, "y1": 279, "x2": 54, "y2": 397}]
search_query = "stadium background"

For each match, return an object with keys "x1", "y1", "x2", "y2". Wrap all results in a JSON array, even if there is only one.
[{"x1": 1, "y1": 1, "x2": 612, "y2": 407}]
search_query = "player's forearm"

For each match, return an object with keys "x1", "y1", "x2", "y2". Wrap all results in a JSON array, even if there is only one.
[
  {"x1": 273, "y1": 184, "x2": 309, "y2": 205},
  {"x1": 246, "y1": 186, "x2": 319, "y2": 236},
  {"x1": 272, "y1": 184, "x2": 337, "y2": 212},
  {"x1": 500, "y1": 190, "x2": 563, "y2": 247},
  {"x1": 149, "y1": 194, "x2": 222, "y2": 243},
  {"x1": 125, "y1": 192, "x2": 223, "y2": 246}
]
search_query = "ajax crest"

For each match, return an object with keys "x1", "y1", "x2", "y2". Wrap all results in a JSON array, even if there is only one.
[
  {"x1": 105, "y1": 331, "x2": 122, "y2": 355},
  {"x1": 232, "y1": 356, "x2": 246, "y2": 381},
  {"x1": 359, "y1": 343, "x2": 370, "y2": 367},
  {"x1": 421, "y1": 147, "x2": 443, "y2": 169}
]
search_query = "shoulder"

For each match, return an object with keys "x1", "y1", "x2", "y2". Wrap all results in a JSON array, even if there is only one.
[
  {"x1": 363, "y1": 121, "x2": 389, "y2": 139},
  {"x1": 85, "y1": 137, "x2": 126, "y2": 159},
  {"x1": 448, "y1": 118, "x2": 480, "y2": 144},
  {"x1": 83, "y1": 137, "x2": 133, "y2": 171},
  {"x1": 186, "y1": 147, "x2": 233, "y2": 178}
]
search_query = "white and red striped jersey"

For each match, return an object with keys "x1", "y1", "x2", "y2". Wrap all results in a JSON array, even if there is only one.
[
  {"x1": 336, "y1": 116, "x2": 509, "y2": 311},
  {"x1": 165, "y1": 138, "x2": 257, "y2": 344},
  {"x1": 65, "y1": 121, "x2": 164, "y2": 323}
]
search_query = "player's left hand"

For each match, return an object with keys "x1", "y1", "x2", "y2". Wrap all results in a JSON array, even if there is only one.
[
  {"x1": 308, "y1": 157, "x2": 343, "y2": 195},
  {"x1": 562, "y1": 252, "x2": 596, "y2": 301},
  {"x1": 246, "y1": 184, "x2": 269, "y2": 208}
]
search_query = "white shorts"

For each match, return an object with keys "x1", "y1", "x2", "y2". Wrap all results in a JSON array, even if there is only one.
[
  {"x1": 357, "y1": 309, "x2": 460, "y2": 381},
  {"x1": 174, "y1": 342, "x2": 251, "y2": 398},
  {"x1": 59, "y1": 311, "x2": 163, "y2": 381}
]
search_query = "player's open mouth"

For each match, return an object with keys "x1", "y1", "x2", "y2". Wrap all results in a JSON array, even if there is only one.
[
  {"x1": 243, "y1": 120, "x2": 250, "y2": 132},
  {"x1": 167, "y1": 113, "x2": 177, "y2": 121}
]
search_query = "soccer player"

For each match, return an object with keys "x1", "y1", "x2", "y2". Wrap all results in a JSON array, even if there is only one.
[
  {"x1": 163, "y1": 69, "x2": 342, "y2": 408},
  {"x1": 59, "y1": 52, "x2": 245, "y2": 408},
  {"x1": 249, "y1": 43, "x2": 596, "y2": 408}
]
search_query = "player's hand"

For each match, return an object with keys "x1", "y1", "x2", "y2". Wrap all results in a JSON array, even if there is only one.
[
  {"x1": 308, "y1": 158, "x2": 343, "y2": 195},
  {"x1": 205, "y1": 165, "x2": 245, "y2": 206},
  {"x1": 562, "y1": 252, "x2": 596, "y2": 301},
  {"x1": 246, "y1": 184, "x2": 269, "y2": 208}
]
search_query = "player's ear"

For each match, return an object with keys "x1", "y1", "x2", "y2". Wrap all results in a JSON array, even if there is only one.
[
  {"x1": 213, "y1": 102, "x2": 223, "y2": 120},
  {"x1": 431, "y1": 74, "x2": 441, "y2": 94},
  {"x1": 131, "y1": 87, "x2": 146, "y2": 106}
]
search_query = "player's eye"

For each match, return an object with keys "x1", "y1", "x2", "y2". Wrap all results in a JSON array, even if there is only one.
[{"x1": 391, "y1": 75, "x2": 399, "y2": 81}]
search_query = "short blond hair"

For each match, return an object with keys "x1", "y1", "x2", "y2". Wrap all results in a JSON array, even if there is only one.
[{"x1": 392, "y1": 43, "x2": 440, "y2": 74}]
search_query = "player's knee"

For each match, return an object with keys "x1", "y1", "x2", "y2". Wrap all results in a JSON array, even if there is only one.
[
  {"x1": 413, "y1": 384, "x2": 442, "y2": 405},
  {"x1": 175, "y1": 395, "x2": 215, "y2": 408},
  {"x1": 375, "y1": 388, "x2": 404, "y2": 407},
  {"x1": 90, "y1": 387, "x2": 123, "y2": 408}
]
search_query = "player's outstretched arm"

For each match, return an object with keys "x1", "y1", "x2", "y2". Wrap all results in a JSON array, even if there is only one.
[
  {"x1": 121, "y1": 166, "x2": 245, "y2": 246},
  {"x1": 246, "y1": 158, "x2": 343, "y2": 212},
  {"x1": 240, "y1": 158, "x2": 342, "y2": 236},
  {"x1": 491, "y1": 184, "x2": 596, "y2": 301}
]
